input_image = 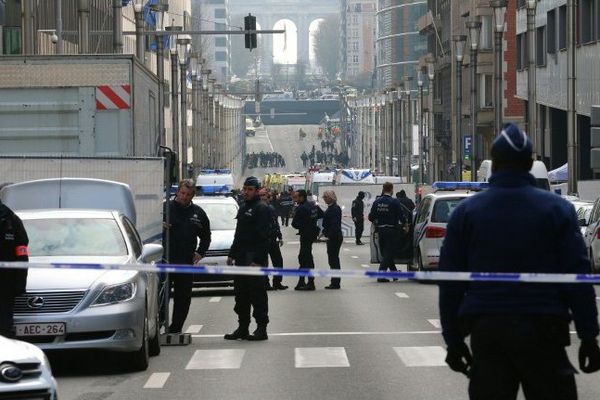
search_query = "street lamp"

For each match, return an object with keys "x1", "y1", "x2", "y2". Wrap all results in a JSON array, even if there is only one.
[
  {"x1": 190, "y1": 55, "x2": 199, "y2": 172},
  {"x1": 526, "y1": 0, "x2": 538, "y2": 158},
  {"x1": 150, "y1": 2, "x2": 167, "y2": 148},
  {"x1": 387, "y1": 91, "x2": 395, "y2": 176},
  {"x1": 177, "y1": 35, "x2": 191, "y2": 177},
  {"x1": 133, "y1": 0, "x2": 145, "y2": 62},
  {"x1": 491, "y1": 0, "x2": 507, "y2": 137},
  {"x1": 166, "y1": 25, "x2": 182, "y2": 162},
  {"x1": 453, "y1": 35, "x2": 466, "y2": 181},
  {"x1": 466, "y1": 18, "x2": 482, "y2": 182},
  {"x1": 426, "y1": 56, "x2": 435, "y2": 182},
  {"x1": 417, "y1": 70, "x2": 424, "y2": 185},
  {"x1": 403, "y1": 75, "x2": 413, "y2": 182},
  {"x1": 200, "y1": 67, "x2": 211, "y2": 166}
]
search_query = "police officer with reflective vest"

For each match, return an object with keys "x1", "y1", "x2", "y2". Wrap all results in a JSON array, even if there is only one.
[
  {"x1": 0, "y1": 199, "x2": 29, "y2": 338},
  {"x1": 368, "y1": 182, "x2": 405, "y2": 282},
  {"x1": 351, "y1": 191, "x2": 365, "y2": 245},
  {"x1": 292, "y1": 189, "x2": 324, "y2": 291},
  {"x1": 163, "y1": 179, "x2": 211, "y2": 333},
  {"x1": 225, "y1": 177, "x2": 272, "y2": 341},
  {"x1": 439, "y1": 123, "x2": 600, "y2": 399},
  {"x1": 259, "y1": 188, "x2": 288, "y2": 291}
]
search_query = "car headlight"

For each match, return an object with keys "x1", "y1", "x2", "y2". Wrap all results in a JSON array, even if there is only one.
[{"x1": 92, "y1": 282, "x2": 137, "y2": 306}]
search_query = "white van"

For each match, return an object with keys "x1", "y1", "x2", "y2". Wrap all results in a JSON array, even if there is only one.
[
  {"x1": 196, "y1": 169, "x2": 234, "y2": 195},
  {"x1": 477, "y1": 159, "x2": 550, "y2": 191}
]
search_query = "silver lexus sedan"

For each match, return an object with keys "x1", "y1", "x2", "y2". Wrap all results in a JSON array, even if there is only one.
[{"x1": 13, "y1": 209, "x2": 163, "y2": 371}]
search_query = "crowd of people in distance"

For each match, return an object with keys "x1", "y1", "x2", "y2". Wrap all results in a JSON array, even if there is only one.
[
  {"x1": 301, "y1": 143, "x2": 350, "y2": 168},
  {"x1": 245, "y1": 152, "x2": 286, "y2": 169}
]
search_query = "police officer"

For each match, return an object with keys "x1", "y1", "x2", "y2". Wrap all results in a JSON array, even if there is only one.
[
  {"x1": 278, "y1": 188, "x2": 294, "y2": 227},
  {"x1": 225, "y1": 177, "x2": 272, "y2": 341},
  {"x1": 439, "y1": 123, "x2": 600, "y2": 399},
  {"x1": 259, "y1": 188, "x2": 288, "y2": 291},
  {"x1": 351, "y1": 191, "x2": 365, "y2": 245},
  {"x1": 322, "y1": 190, "x2": 342, "y2": 289},
  {"x1": 0, "y1": 199, "x2": 29, "y2": 338},
  {"x1": 292, "y1": 189, "x2": 323, "y2": 291},
  {"x1": 368, "y1": 182, "x2": 405, "y2": 282},
  {"x1": 163, "y1": 179, "x2": 211, "y2": 333}
]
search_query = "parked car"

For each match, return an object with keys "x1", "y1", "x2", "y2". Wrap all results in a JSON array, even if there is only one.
[
  {"x1": 583, "y1": 196, "x2": 600, "y2": 272},
  {"x1": 192, "y1": 195, "x2": 239, "y2": 287},
  {"x1": 0, "y1": 335, "x2": 58, "y2": 400},
  {"x1": 566, "y1": 199, "x2": 594, "y2": 236},
  {"x1": 13, "y1": 209, "x2": 163, "y2": 371}
]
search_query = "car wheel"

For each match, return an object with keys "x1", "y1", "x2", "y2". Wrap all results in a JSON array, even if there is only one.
[
  {"x1": 128, "y1": 309, "x2": 150, "y2": 371},
  {"x1": 149, "y1": 309, "x2": 161, "y2": 357}
]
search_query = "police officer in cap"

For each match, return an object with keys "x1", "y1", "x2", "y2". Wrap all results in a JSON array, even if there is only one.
[
  {"x1": 439, "y1": 123, "x2": 600, "y2": 399},
  {"x1": 351, "y1": 191, "x2": 365, "y2": 245},
  {"x1": 225, "y1": 177, "x2": 272, "y2": 340},
  {"x1": 292, "y1": 189, "x2": 324, "y2": 290},
  {"x1": 368, "y1": 182, "x2": 405, "y2": 282},
  {"x1": 0, "y1": 199, "x2": 28, "y2": 337}
]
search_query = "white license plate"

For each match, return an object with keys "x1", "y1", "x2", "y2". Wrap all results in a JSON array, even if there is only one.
[{"x1": 15, "y1": 322, "x2": 66, "y2": 336}]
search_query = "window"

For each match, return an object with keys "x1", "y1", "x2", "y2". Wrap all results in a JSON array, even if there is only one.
[
  {"x1": 479, "y1": 74, "x2": 493, "y2": 108},
  {"x1": 353, "y1": 30, "x2": 359, "y2": 38},
  {"x1": 536, "y1": 26, "x2": 546, "y2": 66},
  {"x1": 516, "y1": 33, "x2": 523, "y2": 70},
  {"x1": 480, "y1": 15, "x2": 493, "y2": 50},
  {"x1": 215, "y1": 37, "x2": 227, "y2": 47},
  {"x1": 547, "y1": 9, "x2": 556, "y2": 54},
  {"x1": 352, "y1": 55, "x2": 359, "y2": 63},
  {"x1": 214, "y1": 9, "x2": 226, "y2": 19},
  {"x1": 215, "y1": 51, "x2": 227, "y2": 62},
  {"x1": 214, "y1": 22, "x2": 226, "y2": 31},
  {"x1": 352, "y1": 41, "x2": 359, "y2": 51},
  {"x1": 581, "y1": 0, "x2": 595, "y2": 43},
  {"x1": 559, "y1": 5, "x2": 567, "y2": 50}
]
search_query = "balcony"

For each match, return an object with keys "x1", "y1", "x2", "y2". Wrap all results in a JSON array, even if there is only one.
[{"x1": 417, "y1": 10, "x2": 441, "y2": 34}]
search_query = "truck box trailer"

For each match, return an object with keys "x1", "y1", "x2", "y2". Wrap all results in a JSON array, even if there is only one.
[
  {"x1": 0, "y1": 55, "x2": 159, "y2": 157},
  {"x1": 0, "y1": 156, "x2": 164, "y2": 243}
]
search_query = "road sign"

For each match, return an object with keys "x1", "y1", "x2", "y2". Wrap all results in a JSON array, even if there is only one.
[{"x1": 463, "y1": 135, "x2": 472, "y2": 161}]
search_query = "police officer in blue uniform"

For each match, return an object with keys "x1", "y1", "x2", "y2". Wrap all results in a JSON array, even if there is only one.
[
  {"x1": 439, "y1": 123, "x2": 600, "y2": 399},
  {"x1": 259, "y1": 188, "x2": 288, "y2": 291},
  {"x1": 292, "y1": 189, "x2": 323, "y2": 290},
  {"x1": 225, "y1": 177, "x2": 272, "y2": 341},
  {"x1": 368, "y1": 182, "x2": 405, "y2": 282},
  {"x1": 322, "y1": 190, "x2": 343, "y2": 289}
]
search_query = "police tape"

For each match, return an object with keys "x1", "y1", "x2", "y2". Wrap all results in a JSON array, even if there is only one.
[{"x1": 1, "y1": 261, "x2": 600, "y2": 284}]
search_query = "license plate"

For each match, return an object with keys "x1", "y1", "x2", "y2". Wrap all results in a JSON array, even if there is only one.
[{"x1": 15, "y1": 322, "x2": 66, "y2": 336}]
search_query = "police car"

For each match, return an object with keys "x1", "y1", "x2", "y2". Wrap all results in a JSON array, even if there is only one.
[
  {"x1": 583, "y1": 195, "x2": 600, "y2": 272},
  {"x1": 411, "y1": 182, "x2": 487, "y2": 270}
]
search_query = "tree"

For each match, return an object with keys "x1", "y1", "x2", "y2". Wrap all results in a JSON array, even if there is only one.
[{"x1": 312, "y1": 16, "x2": 340, "y2": 81}]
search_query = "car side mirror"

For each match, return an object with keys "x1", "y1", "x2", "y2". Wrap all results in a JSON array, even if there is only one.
[{"x1": 139, "y1": 243, "x2": 163, "y2": 263}]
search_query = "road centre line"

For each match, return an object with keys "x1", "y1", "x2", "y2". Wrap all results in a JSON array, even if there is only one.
[
  {"x1": 351, "y1": 256, "x2": 359, "y2": 259},
  {"x1": 395, "y1": 292, "x2": 409, "y2": 298},
  {"x1": 209, "y1": 297, "x2": 222, "y2": 303},
  {"x1": 143, "y1": 373, "x2": 170, "y2": 389},
  {"x1": 361, "y1": 264, "x2": 370, "y2": 268},
  {"x1": 192, "y1": 330, "x2": 441, "y2": 338}
]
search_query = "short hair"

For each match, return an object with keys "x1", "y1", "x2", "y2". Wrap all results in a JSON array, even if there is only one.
[
  {"x1": 383, "y1": 182, "x2": 393, "y2": 193},
  {"x1": 296, "y1": 189, "x2": 307, "y2": 200},
  {"x1": 178, "y1": 179, "x2": 196, "y2": 193},
  {"x1": 323, "y1": 190, "x2": 337, "y2": 202}
]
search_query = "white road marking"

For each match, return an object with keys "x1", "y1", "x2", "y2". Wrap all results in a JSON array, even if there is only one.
[
  {"x1": 295, "y1": 347, "x2": 350, "y2": 368},
  {"x1": 344, "y1": 240, "x2": 355, "y2": 243},
  {"x1": 395, "y1": 292, "x2": 409, "y2": 298},
  {"x1": 192, "y1": 330, "x2": 441, "y2": 338},
  {"x1": 143, "y1": 373, "x2": 170, "y2": 389},
  {"x1": 288, "y1": 241, "x2": 300, "y2": 245},
  {"x1": 186, "y1": 349, "x2": 245, "y2": 370},
  {"x1": 343, "y1": 248, "x2": 350, "y2": 252},
  {"x1": 185, "y1": 325, "x2": 203, "y2": 334},
  {"x1": 361, "y1": 264, "x2": 370, "y2": 268},
  {"x1": 427, "y1": 319, "x2": 441, "y2": 328},
  {"x1": 394, "y1": 346, "x2": 447, "y2": 367},
  {"x1": 209, "y1": 297, "x2": 222, "y2": 303},
  {"x1": 351, "y1": 255, "x2": 359, "y2": 259},
  {"x1": 263, "y1": 127, "x2": 274, "y2": 151}
]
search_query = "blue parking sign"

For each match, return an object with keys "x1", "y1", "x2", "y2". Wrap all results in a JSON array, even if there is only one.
[{"x1": 464, "y1": 135, "x2": 472, "y2": 160}]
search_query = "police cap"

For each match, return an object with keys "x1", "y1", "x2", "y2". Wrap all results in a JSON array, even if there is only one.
[{"x1": 491, "y1": 123, "x2": 533, "y2": 162}]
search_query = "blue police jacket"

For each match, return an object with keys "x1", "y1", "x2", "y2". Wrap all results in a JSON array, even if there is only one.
[
  {"x1": 292, "y1": 200, "x2": 323, "y2": 239},
  {"x1": 439, "y1": 170, "x2": 600, "y2": 346},
  {"x1": 368, "y1": 194, "x2": 405, "y2": 228}
]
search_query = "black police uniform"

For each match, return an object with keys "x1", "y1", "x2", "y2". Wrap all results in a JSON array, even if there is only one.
[
  {"x1": 0, "y1": 201, "x2": 29, "y2": 338},
  {"x1": 368, "y1": 194, "x2": 405, "y2": 278},
  {"x1": 163, "y1": 200, "x2": 211, "y2": 333},
  {"x1": 278, "y1": 192, "x2": 294, "y2": 226},
  {"x1": 351, "y1": 195, "x2": 365, "y2": 244},
  {"x1": 228, "y1": 195, "x2": 271, "y2": 333},
  {"x1": 266, "y1": 202, "x2": 286, "y2": 289},
  {"x1": 292, "y1": 199, "x2": 323, "y2": 289},
  {"x1": 322, "y1": 201, "x2": 343, "y2": 288}
]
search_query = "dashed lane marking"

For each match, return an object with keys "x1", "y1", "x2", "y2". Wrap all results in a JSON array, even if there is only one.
[
  {"x1": 186, "y1": 349, "x2": 245, "y2": 370},
  {"x1": 191, "y1": 330, "x2": 440, "y2": 338},
  {"x1": 343, "y1": 248, "x2": 350, "y2": 252},
  {"x1": 288, "y1": 241, "x2": 300, "y2": 245},
  {"x1": 185, "y1": 325, "x2": 203, "y2": 334},
  {"x1": 427, "y1": 319, "x2": 441, "y2": 328},
  {"x1": 143, "y1": 373, "x2": 170, "y2": 389},
  {"x1": 361, "y1": 264, "x2": 370, "y2": 268},
  {"x1": 351, "y1": 256, "x2": 359, "y2": 259},
  {"x1": 209, "y1": 297, "x2": 222, "y2": 303},
  {"x1": 295, "y1": 347, "x2": 350, "y2": 368},
  {"x1": 394, "y1": 346, "x2": 447, "y2": 367},
  {"x1": 395, "y1": 292, "x2": 409, "y2": 298}
]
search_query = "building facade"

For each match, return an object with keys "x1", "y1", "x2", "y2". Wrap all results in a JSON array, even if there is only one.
[
  {"x1": 376, "y1": 0, "x2": 428, "y2": 90},
  {"x1": 194, "y1": 0, "x2": 231, "y2": 85},
  {"x1": 341, "y1": 0, "x2": 377, "y2": 85}
]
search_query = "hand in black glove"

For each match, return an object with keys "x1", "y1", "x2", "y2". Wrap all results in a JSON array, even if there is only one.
[
  {"x1": 579, "y1": 338, "x2": 600, "y2": 373},
  {"x1": 445, "y1": 342, "x2": 473, "y2": 377}
]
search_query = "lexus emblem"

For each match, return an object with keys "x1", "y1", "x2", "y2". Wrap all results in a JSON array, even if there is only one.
[
  {"x1": 0, "y1": 364, "x2": 23, "y2": 382},
  {"x1": 26, "y1": 296, "x2": 45, "y2": 309}
]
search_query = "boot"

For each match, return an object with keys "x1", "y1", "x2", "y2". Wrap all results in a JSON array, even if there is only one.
[
  {"x1": 294, "y1": 278, "x2": 306, "y2": 290},
  {"x1": 224, "y1": 324, "x2": 249, "y2": 340},
  {"x1": 296, "y1": 281, "x2": 315, "y2": 291},
  {"x1": 247, "y1": 324, "x2": 268, "y2": 341}
]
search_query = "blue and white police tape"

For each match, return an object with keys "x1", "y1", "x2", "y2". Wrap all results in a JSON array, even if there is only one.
[{"x1": 1, "y1": 261, "x2": 600, "y2": 284}]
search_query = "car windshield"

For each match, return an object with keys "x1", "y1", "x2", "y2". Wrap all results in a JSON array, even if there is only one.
[
  {"x1": 431, "y1": 198, "x2": 466, "y2": 223},
  {"x1": 23, "y1": 218, "x2": 127, "y2": 257},
  {"x1": 199, "y1": 203, "x2": 238, "y2": 230}
]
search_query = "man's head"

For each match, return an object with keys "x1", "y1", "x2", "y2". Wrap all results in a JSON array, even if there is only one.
[
  {"x1": 357, "y1": 191, "x2": 365, "y2": 199},
  {"x1": 296, "y1": 189, "x2": 308, "y2": 203},
  {"x1": 491, "y1": 123, "x2": 533, "y2": 173},
  {"x1": 259, "y1": 188, "x2": 271, "y2": 203},
  {"x1": 396, "y1": 190, "x2": 407, "y2": 199},
  {"x1": 382, "y1": 182, "x2": 393, "y2": 195},
  {"x1": 242, "y1": 176, "x2": 261, "y2": 201},
  {"x1": 175, "y1": 179, "x2": 196, "y2": 205}
]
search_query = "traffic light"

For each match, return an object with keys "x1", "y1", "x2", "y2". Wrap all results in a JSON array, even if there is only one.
[{"x1": 244, "y1": 14, "x2": 257, "y2": 50}]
